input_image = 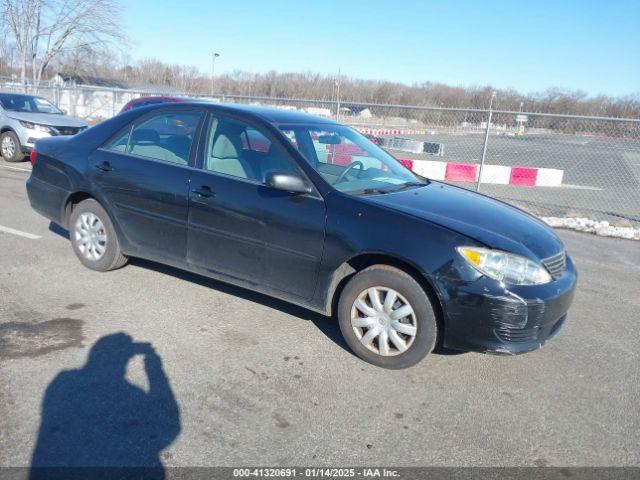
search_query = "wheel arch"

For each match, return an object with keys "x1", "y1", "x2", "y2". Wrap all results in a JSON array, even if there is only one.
[
  {"x1": 326, "y1": 252, "x2": 446, "y2": 342},
  {"x1": 1, "y1": 126, "x2": 17, "y2": 135},
  {"x1": 63, "y1": 191, "x2": 95, "y2": 228},
  {"x1": 63, "y1": 190, "x2": 132, "y2": 256}
]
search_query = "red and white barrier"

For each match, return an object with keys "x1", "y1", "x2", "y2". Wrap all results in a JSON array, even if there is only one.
[
  {"x1": 356, "y1": 128, "x2": 434, "y2": 136},
  {"x1": 399, "y1": 159, "x2": 564, "y2": 187}
]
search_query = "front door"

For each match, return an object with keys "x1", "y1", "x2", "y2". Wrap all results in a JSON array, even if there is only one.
[{"x1": 187, "y1": 114, "x2": 326, "y2": 300}]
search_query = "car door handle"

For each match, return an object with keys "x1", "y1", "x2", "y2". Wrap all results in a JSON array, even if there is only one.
[
  {"x1": 95, "y1": 161, "x2": 113, "y2": 172},
  {"x1": 191, "y1": 186, "x2": 215, "y2": 198}
]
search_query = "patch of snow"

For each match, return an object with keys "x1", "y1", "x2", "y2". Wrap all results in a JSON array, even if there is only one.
[{"x1": 541, "y1": 217, "x2": 640, "y2": 241}]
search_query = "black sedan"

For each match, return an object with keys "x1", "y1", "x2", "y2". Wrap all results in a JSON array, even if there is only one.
[{"x1": 26, "y1": 102, "x2": 577, "y2": 369}]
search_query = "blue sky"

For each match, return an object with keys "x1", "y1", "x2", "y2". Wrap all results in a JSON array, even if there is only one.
[{"x1": 124, "y1": 0, "x2": 639, "y2": 97}]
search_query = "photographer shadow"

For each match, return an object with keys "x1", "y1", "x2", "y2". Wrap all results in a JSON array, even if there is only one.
[{"x1": 30, "y1": 333, "x2": 180, "y2": 480}]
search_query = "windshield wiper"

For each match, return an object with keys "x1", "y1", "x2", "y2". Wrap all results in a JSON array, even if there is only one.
[
  {"x1": 387, "y1": 181, "x2": 426, "y2": 193},
  {"x1": 352, "y1": 187, "x2": 391, "y2": 195}
]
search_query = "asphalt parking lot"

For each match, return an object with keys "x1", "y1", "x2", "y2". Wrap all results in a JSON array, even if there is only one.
[{"x1": 1, "y1": 160, "x2": 639, "y2": 468}]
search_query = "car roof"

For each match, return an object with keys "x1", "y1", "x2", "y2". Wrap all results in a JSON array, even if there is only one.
[
  {"x1": 0, "y1": 92, "x2": 39, "y2": 99},
  {"x1": 128, "y1": 96, "x2": 187, "y2": 104},
  {"x1": 164, "y1": 101, "x2": 339, "y2": 126}
]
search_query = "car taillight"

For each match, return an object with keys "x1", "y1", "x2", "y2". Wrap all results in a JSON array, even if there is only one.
[{"x1": 29, "y1": 149, "x2": 38, "y2": 166}]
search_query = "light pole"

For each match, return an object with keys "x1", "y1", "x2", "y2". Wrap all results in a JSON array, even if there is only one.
[
  {"x1": 211, "y1": 52, "x2": 220, "y2": 96},
  {"x1": 477, "y1": 91, "x2": 496, "y2": 192}
]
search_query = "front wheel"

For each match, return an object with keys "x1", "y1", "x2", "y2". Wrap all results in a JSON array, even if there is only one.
[
  {"x1": 1, "y1": 131, "x2": 24, "y2": 162},
  {"x1": 69, "y1": 199, "x2": 128, "y2": 271},
  {"x1": 338, "y1": 265, "x2": 437, "y2": 369}
]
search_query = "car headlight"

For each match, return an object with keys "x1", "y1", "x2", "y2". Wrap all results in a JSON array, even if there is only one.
[
  {"x1": 457, "y1": 246, "x2": 552, "y2": 285},
  {"x1": 19, "y1": 121, "x2": 58, "y2": 135}
]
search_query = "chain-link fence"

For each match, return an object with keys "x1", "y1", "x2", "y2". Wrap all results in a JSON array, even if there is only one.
[
  {"x1": 211, "y1": 95, "x2": 640, "y2": 231},
  {"x1": 3, "y1": 82, "x2": 639, "y2": 231}
]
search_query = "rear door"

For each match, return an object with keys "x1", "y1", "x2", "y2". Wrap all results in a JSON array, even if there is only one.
[
  {"x1": 187, "y1": 113, "x2": 326, "y2": 300},
  {"x1": 89, "y1": 108, "x2": 204, "y2": 262}
]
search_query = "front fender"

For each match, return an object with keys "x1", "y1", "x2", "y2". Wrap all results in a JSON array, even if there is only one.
[{"x1": 313, "y1": 191, "x2": 479, "y2": 315}]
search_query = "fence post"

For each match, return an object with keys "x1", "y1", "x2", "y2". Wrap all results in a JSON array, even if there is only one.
[
  {"x1": 71, "y1": 84, "x2": 78, "y2": 117},
  {"x1": 112, "y1": 90, "x2": 117, "y2": 117},
  {"x1": 477, "y1": 92, "x2": 496, "y2": 192}
]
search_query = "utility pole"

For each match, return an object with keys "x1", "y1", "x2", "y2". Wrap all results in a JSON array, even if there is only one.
[
  {"x1": 211, "y1": 52, "x2": 220, "y2": 96},
  {"x1": 477, "y1": 91, "x2": 496, "y2": 192}
]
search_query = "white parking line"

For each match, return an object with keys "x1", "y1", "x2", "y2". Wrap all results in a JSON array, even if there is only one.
[
  {"x1": 0, "y1": 164, "x2": 31, "y2": 173},
  {"x1": 0, "y1": 224, "x2": 41, "y2": 239}
]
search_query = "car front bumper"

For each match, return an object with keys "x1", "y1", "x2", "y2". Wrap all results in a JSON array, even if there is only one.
[
  {"x1": 438, "y1": 253, "x2": 577, "y2": 355},
  {"x1": 18, "y1": 128, "x2": 53, "y2": 153}
]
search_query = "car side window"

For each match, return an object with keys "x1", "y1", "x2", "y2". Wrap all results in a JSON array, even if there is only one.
[
  {"x1": 106, "y1": 110, "x2": 201, "y2": 165},
  {"x1": 106, "y1": 129, "x2": 130, "y2": 152},
  {"x1": 203, "y1": 116, "x2": 299, "y2": 182}
]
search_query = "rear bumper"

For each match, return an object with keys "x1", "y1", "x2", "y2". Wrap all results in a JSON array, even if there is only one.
[
  {"x1": 26, "y1": 176, "x2": 68, "y2": 226},
  {"x1": 440, "y1": 254, "x2": 577, "y2": 355}
]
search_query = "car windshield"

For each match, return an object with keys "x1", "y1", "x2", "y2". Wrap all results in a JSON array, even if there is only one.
[
  {"x1": 278, "y1": 124, "x2": 424, "y2": 194},
  {"x1": 0, "y1": 93, "x2": 63, "y2": 114}
]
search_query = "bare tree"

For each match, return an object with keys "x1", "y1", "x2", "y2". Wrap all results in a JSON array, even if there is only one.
[
  {"x1": 1, "y1": 0, "x2": 125, "y2": 88},
  {"x1": 2, "y1": 0, "x2": 40, "y2": 85},
  {"x1": 0, "y1": 20, "x2": 15, "y2": 75}
]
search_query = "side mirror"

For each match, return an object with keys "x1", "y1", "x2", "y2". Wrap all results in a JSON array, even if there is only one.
[{"x1": 264, "y1": 171, "x2": 312, "y2": 194}]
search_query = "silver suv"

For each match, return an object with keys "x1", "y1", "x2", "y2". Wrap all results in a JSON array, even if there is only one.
[{"x1": 0, "y1": 92, "x2": 88, "y2": 162}]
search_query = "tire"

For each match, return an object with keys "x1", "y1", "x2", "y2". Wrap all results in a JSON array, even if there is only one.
[
  {"x1": 1, "y1": 131, "x2": 24, "y2": 162},
  {"x1": 337, "y1": 265, "x2": 437, "y2": 369},
  {"x1": 69, "y1": 198, "x2": 128, "y2": 271}
]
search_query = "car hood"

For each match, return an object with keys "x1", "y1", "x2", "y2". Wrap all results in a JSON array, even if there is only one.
[
  {"x1": 5, "y1": 111, "x2": 87, "y2": 127},
  {"x1": 363, "y1": 182, "x2": 564, "y2": 260}
]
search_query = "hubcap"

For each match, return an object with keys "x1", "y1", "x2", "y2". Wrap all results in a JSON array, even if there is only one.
[
  {"x1": 74, "y1": 212, "x2": 107, "y2": 261},
  {"x1": 350, "y1": 287, "x2": 417, "y2": 356},
  {"x1": 1, "y1": 136, "x2": 15, "y2": 158}
]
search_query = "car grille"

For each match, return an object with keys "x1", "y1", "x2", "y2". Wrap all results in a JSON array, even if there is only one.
[
  {"x1": 57, "y1": 126, "x2": 81, "y2": 136},
  {"x1": 542, "y1": 251, "x2": 566, "y2": 279}
]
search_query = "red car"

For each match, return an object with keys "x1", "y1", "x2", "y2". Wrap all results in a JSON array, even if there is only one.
[{"x1": 119, "y1": 96, "x2": 189, "y2": 114}]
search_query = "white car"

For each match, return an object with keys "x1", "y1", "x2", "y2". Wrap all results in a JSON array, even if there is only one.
[{"x1": 0, "y1": 92, "x2": 88, "y2": 162}]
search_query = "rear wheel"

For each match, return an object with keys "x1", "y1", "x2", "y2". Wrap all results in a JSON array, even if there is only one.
[
  {"x1": 338, "y1": 265, "x2": 437, "y2": 369},
  {"x1": 1, "y1": 131, "x2": 23, "y2": 162},
  {"x1": 69, "y1": 199, "x2": 128, "y2": 271}
]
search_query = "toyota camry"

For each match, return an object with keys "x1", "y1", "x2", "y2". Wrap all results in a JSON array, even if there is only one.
[{"x1": 26, "y1": 102, "x2": 577, "y2": 368}]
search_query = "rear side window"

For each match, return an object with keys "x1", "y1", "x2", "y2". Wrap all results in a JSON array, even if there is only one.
[{"x1": 105, "y1": 110, "x2": 201, "y2": 165}]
